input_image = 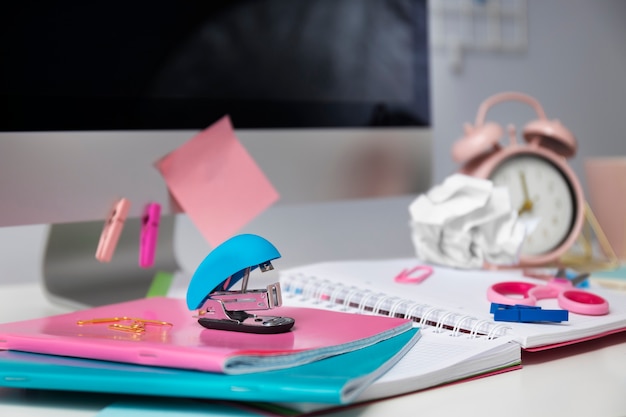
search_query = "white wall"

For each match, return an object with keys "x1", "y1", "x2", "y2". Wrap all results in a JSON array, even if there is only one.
[{"x1": 429, "y1": 0, "x2": 626, "y2": 195}]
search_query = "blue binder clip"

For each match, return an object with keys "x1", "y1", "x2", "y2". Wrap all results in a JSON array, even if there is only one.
[
  {"x1": 186, "y1": 234, "x2": 295, "y2": 334},
  {"x1": 490, "y1": 303, "x2": 569, "y2": 323}
]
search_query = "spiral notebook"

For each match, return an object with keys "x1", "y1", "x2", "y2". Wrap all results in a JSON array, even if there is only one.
[
  {"x1": 249, "y1": 282, "x2": 523, "y2": 415},
  {"x1": 278, "y1": 258, "x2": 626, "y2": 351}
]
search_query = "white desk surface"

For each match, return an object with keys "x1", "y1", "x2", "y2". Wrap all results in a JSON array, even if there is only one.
[{"x1": 1, "y1": 196, "x2": 626, "y2": 416}]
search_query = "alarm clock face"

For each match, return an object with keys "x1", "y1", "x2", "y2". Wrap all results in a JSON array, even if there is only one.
[{"x1": 489, "y1": 154, "x2": 576, "y2": 256}]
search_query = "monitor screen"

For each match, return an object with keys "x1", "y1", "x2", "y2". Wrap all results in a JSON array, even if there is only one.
[{"x1": 1, "y1": 0, "x2": 429, "y2": 131}]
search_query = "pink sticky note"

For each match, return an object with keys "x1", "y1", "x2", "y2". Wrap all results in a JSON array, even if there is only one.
[{"x1": 155, "y1": 116, "x2": 279, "y2": 246}]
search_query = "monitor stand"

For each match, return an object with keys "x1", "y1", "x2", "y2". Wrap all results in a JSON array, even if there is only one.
[{"x1": 42, "y1": 216, "x2": 179, "y2": 308}]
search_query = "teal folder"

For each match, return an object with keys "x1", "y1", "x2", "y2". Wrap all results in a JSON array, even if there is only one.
[
  {"x1": 95, "y1": 400, "x2": 266, "y2": 417},
  {"x1": 0, "y1": 328, "x2": 419, "y2": 405}
]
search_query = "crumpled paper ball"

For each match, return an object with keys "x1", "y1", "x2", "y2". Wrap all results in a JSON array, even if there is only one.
[{"x1": 409, "y1": 174, "x2": 526, "y2": 269}]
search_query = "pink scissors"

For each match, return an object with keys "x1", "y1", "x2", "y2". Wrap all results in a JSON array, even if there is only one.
[{"x1": 487, "y1": 275, "x2": 609, "y2": 316}]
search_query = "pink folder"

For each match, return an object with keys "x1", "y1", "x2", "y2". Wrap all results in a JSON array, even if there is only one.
[{"x1": 0, "y1": 297, "x2": 412, "y2": 374}]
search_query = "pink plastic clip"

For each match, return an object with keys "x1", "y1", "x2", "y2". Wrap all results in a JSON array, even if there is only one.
[
  {"x1": 394, "y1": 265, "x2": 434, "y2": 284},
  {"x1": 95, "y1": 198, "x2": 131, "y2": 262},
  {"x1": 139, "y1": 202, "x2": 161, "y2": 268}
]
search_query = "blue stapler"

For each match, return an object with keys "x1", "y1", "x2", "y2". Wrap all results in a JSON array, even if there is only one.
[{"x1": 186, "y1": 234, "x2": 295, "y2": 334}]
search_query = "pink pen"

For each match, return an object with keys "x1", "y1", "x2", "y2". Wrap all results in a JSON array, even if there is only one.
[
  {"x1": 95, "y1": 198, "x2": 131, "y2": 262},
  {"x1": 139, "y1": 202, "x2": 161, "y2": 268}
]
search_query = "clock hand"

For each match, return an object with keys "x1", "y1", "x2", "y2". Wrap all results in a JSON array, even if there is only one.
[
  {"x1": 518, "y1": 172, "x2": 534, "y2": 215},
  {"x1": 518, "y1": 200, "x2": 533, "y2": 215},
  {"x1": 520, "y1": 172, "x2": 531, "y2": 201}
]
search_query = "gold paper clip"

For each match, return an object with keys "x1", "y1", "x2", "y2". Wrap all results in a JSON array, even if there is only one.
[{"x1": 77, "y1": 317, "x2": 173, "y2": 334}]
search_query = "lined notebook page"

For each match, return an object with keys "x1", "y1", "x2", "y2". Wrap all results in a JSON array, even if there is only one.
[
  {"x1": 279, "y1": 296, "x2": 521, "y2": 413},
  {"x1": 363, "y1": 328, "x2": 520, "y2": 400}
]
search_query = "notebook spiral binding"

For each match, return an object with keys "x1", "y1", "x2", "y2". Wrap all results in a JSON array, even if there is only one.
[{"x1": 282, "y1": 273, "x2": 512, "y2": 340}]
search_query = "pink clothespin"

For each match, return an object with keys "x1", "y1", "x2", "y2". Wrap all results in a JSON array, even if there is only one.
[
  {"x1": 96, "y1": 198, "x2": 130, "y2": 262},
  {"x1": 139, "y1": 202, "x2": 161, "y2": 268}
]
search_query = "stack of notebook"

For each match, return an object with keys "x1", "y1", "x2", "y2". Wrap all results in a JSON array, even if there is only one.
[
  {"x1": 5, "y1": 256, "x2": 626, "y2": 415},
  {"x1": 0, "y1": 296, "x2": 420, "y2": 405}
]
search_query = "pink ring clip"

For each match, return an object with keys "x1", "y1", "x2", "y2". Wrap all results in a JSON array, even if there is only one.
[{"x1": 394, "y1": 265, "x2": 434, "y2": 285}]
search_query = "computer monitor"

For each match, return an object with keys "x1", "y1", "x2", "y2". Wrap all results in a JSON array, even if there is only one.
[{"x1": 0, "y1": 0, "x2": 431, "y2": 307}]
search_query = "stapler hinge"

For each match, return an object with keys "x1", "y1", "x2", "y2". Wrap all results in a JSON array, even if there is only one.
[{"x1": 197, "y1": 283, "x2": 295, "y2": 334}]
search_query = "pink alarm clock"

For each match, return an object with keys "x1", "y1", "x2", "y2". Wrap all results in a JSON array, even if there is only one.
[{"x1": 452, "y1": 91, "x2": 585, "y2": 267}]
